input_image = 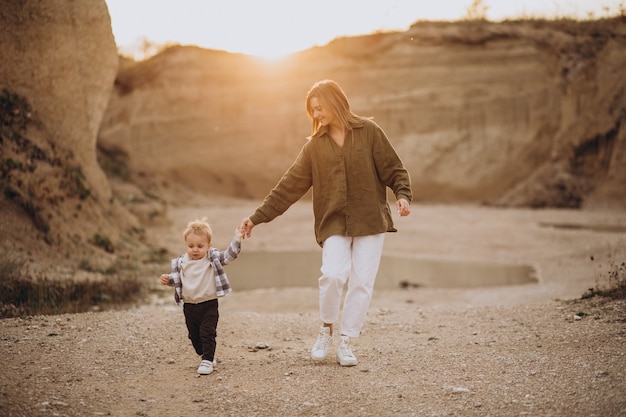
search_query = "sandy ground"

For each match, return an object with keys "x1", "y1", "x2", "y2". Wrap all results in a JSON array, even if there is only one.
[{"x1": 1, "y1": 198, "x2": 625, "y2": 417}]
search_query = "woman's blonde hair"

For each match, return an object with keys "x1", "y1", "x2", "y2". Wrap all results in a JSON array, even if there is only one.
[
  {"x1": 305, "y1": 79, "x2": 362, "y2": 136},
  {"x1": 183, "y1": 217, "x2": 213, "y2": 244}
]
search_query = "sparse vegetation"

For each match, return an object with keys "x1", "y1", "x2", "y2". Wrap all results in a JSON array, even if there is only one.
[
  {"x1": 1, "y1": 87, "x2": 99, "y2": 240},
  {"x1": 97, "y1": 144, "x2": 131, "y2": 181},
  {"x1": 582, "y1": 239, "x2": 626, "y2": 300},
  {"x1": 78, "y1": 258, "x2": 117, "y2": 275},
  {"x1": 89, "y1": 233, "x2": 115, "y2": 253},
  {"x1": 0, "y1": 87, "x2": 33, "y2": 140},
  {"x1": 0, "y1": 252, "x2": 144, "y2": 318},
  {"x1": 143, "y1": 247, "x2": 169, "y2": 264},
  {"x1": 116, "y1": 36, "x2": 179, "y2": 62},
  {"x1": 463, "y1": 0, "x2": 489, "y2": 21},
  {"x1": 62, "y1": 166, "x2": 92, "y2": 200}
]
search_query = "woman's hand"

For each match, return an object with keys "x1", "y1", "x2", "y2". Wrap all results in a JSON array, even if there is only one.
[
  {"x1": 160, "y1": 274, "x2": 170, "y2": 285},
  {"x1": 396, "y1": 198, "x2": 411, "y2": 217},
  {"x1": 240, "y1": 217, "x2": 256, "y2": 238}
]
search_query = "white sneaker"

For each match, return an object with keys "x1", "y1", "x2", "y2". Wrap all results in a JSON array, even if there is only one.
[
  {"x1": 336, "y1": 336, "x2": 357, "y2": 367},
  {"x1": 310, "y1": 326, "x2": 333, "y2": 361},
  {"x1": 197, "y1": 359, "x2": 214, "y2": 375}
]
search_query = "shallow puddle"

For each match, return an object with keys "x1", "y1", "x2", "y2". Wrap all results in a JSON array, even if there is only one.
[
  {"x1": 228, "y1": 251, "x2": 538, "y2": 290},
  {"x1": 538, "y1": 222, "x2": 626, "y2": 233}
]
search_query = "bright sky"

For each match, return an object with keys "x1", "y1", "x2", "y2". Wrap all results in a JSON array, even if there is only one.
[{"x1": 105, "y1": 0, "x2": 622, "y2": 58}]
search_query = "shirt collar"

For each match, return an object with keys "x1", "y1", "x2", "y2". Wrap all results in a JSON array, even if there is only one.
[{"x1": 311, "y1": 120, "x2": 364, "y2": 140}]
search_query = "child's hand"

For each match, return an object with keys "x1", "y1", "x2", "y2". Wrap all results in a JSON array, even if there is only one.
[
  {"x1": 160, "y1": 274, "x2": 170, "y2": 285},
  {"x1": 235, "y1": 226, "x2": 245, "y2": 241}
]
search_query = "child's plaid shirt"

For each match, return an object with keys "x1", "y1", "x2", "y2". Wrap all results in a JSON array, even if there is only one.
[{"x1": 167, "y1": 236, "x2": 241, "y2": 305}]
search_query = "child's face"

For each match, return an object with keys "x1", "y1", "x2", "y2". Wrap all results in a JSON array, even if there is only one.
[{"x1": 185, "y1": 232, "x2": 211, "y2": 260}]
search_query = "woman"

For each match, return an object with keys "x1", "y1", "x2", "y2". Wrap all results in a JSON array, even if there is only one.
[{"x1": 240, "y1": 79, "x2": 412, "y2": 366}]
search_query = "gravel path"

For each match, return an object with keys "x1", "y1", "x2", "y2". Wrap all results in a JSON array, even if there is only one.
[
  {"x1": 2, "y1": 201, "x2": 625, "y2": 416},
  {"x1": 1, "y1": 291, "x2": 624, "y2": 417}
]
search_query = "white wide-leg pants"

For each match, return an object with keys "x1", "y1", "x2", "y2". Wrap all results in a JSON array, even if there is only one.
[{"x1": 318, "y1": 233, "x2": 385, "y2": 338}]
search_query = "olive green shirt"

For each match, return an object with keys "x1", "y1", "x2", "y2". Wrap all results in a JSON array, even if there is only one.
[{"x1": 250, "y1": 118, "x2": 412, "y2": 247}]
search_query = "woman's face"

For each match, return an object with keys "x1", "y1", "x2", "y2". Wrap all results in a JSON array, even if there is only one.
[{"x1": 310, "y1": 97, "x2": 335, "y2": 127}]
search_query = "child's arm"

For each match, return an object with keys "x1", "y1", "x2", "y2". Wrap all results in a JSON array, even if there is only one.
[
  {"x1": 162, "y1": 257, "x2": 183, "y2": 305},
  {"x1": 215, "y1": 227, "x2": 243, "y2": 266}
]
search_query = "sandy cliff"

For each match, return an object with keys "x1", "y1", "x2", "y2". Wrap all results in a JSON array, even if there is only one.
[
  {"x1": 1, "y1": 0, "x2": 117, "y2": 202},
  {"x1": 98, "y1": 19, "x2": 626, "y2": 209},
  {"x1": 0, "y1": 0, "x2": 140, "y2": 273}
]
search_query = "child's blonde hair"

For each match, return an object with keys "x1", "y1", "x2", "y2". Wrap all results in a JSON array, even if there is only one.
[{"x1": 183, "y1": 217, "x2": 213, "y2": 244}]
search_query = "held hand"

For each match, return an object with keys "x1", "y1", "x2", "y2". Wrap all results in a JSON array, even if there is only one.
[
  {"x1": 240, "y1": 217, "x2": 255, "y2": 238},
  {"x1": 396, "y1": 198, "x2": 411, "y2": 217},
  {"x1": 160, "y1": 274, "x2": 170, "y2": 285},
  {"x1": 235, "y1": 225, "x2": 245, "y2": 241}
]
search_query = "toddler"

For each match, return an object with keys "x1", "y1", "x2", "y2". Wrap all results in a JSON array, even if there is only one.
[{"x1": 160, "y1": 217, "x2": 243, "y2": 375}]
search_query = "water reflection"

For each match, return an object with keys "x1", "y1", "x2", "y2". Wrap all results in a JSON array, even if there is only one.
[{"x1": 227, "y1": 251, "x2": 538, "y2": 290}]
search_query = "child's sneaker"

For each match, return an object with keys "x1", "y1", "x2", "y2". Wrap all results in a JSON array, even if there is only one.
[
  {"x1": 336, "y1": 336, "x2": 357, "y2": 367},
  {"x1": 197, "y1": 359, "x2": 214, "y2": 375},
  {"x1": 310, "y1": 326, "x2": 333, "y2": 361}
]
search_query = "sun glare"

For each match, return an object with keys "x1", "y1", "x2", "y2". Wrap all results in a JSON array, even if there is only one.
[{"x1": 106, "y1": 0, "x2": 623, "y2": 59}]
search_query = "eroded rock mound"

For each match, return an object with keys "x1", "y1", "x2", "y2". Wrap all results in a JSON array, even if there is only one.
[{"x1": 0, "y1": 0, "x2": 141, "y2": 275}]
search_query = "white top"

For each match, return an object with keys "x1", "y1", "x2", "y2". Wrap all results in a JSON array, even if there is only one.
[{"x1": 181, "y1": 256, "x2": 217, "y2": 303}]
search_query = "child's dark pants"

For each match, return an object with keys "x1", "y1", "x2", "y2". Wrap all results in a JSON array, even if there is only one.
[{"x1": 183, "y1": 299, "x2": 219, "y2": 361}]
